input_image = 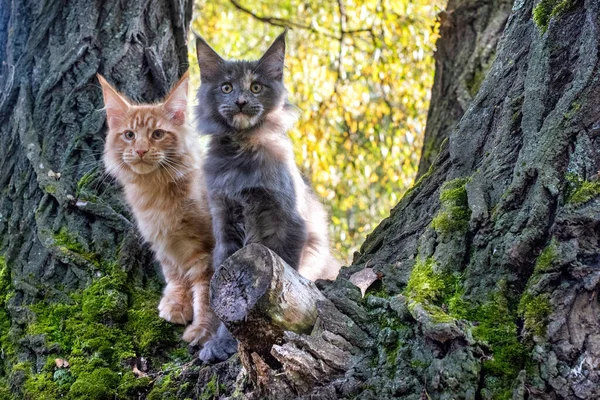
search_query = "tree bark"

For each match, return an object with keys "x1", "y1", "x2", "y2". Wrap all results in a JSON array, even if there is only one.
[
  {"x1": 0, "y1": 0, "x2": 200, "y2": 397},
  {"x1": 211, "y1": 0, "x2": 600, "y2": 398},
  {"x1": 211, "y1": 244, "x2": 325, "y2": 361},
  {"x1": 3, "y1": 0, "x2": 600, "y2": 399},
  {"x1": 417, "y1": 0, "x2": 513, "y2": 178}
]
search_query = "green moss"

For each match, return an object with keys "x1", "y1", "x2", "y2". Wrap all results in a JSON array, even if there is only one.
[
  {"x1": 567, "y1": 180, "x2": 600, "y2": 205},
  {"x1": 364, "y1": 285, "x2": 389, "y2": 300},
  {"x1": 518, "y1": 293, "x2": 552, "y2": 337},
  {"x1": 404, "y1": 256, "x2": 462, "y2": 309},
  {"x1": 147, "y1": 373, "x2": 178, "y2": 400},
  {"x1": 446, "y1": 285, "x2": 469, "y2": 320},
  {"x1": 421, "y1": 277, "x2": 526, "y2": 400},
  {"x1": 199, "y1": 374, "x2": 226, "y2": 400},
  {"x1": 76, "y1": 169, "x2": 99, "y2": 198},
  {"x1": 82, "y1": 276, "x2": 128, "y2": 323},
  {"x1": 54, "y1": 228, "x2": 86, "y2": 253},
  {"x1": 470, "y1": 294, "x2": 524, "y2": 377},
  {"x1": 0, "y1": 378, "x2": 10, "y2": 400},
  {"x1": 23, "y1": 369, "x2": 64, "y2": 399},
  {"x1": 564, "y1": 102, "x2": 581, "y2": 119},
  {"x1": 431, "y1": 178, "x2": 471, "y2": 236},
  {"x1": 69, "y1": 367, "x2": 119, "y2": 399},
  {"x1": 116, "y1": 371, "x2": 151, "y2": 398},
  {"x1": 534, "y1": 240, "x2": 557, "y2": 273},
  {"x1": 404, "y1": 258, "x2": 447, "y2": 304},
  {"x1": 0, "y1": 256, "x2": 14, "y2": 378},
  {"x1": 21, "y1": 260, "x2": 182, "y2": 398},
  {"x1": 52, "y1": 369, "x2": 75, "y2": 386},
  {"x1": 533, "y1": 0, "x2": 576, "y2": 32},
  {"x1": 410, "y1": 359, "x2": 429, "y2": 370},
  {"x1": 44, "y1": 184, "x2": 57, "y2": 194},
  {"x1": 126, "y1": 288, "x2": 178, "y2": 354},
  {"x1": 53, "y1": 228, "x2": 100, "y2": 266},
  {"x1": 423, "y1": 303, "x2": 455, "y2": 323}
]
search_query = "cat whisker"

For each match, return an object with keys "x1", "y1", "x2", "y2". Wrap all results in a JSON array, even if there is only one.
[
  {"x1": 163, "y1": 160, "x2": 186, "y2": 175},
  {"x1": 162, "y1": 158, "x2": 188, "y2": 170},
  {"x1": 94, "y1": 162, "x2": 124, "y2": 196},
  {"x1": 74, "y1": 148, "x2": 105, "y2": 155},
  {"x1": 162, "y1": 165, "x2": 184, "y2": 184},
  {"x1": 58, "y1": 161, "x2": 103, "y2": 172},
  {"x1": 159, "y1": 160, "x2": 178, "y2": 182}
]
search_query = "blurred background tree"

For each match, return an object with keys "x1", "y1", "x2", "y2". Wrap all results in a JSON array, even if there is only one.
[{"x1": 190, "y1": 0, "x2": 445, "y2": 261}]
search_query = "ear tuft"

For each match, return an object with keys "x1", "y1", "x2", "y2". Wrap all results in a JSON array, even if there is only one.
[
  {"x1": 163, "y1": 71, "x2": 189, "y2": 126},
  {"x1": 97, "y1": 74, "x2": 131, "y2": 130},
  {"x1": 196, "y1": 35, "x2": 225, "y2": 82},
  {"x1": 257, "y1": 30, "x2": 286, "y2": 81}
]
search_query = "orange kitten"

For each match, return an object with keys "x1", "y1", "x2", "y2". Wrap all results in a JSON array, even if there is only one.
[{"x1": 98, "y1": 72, "x2": 219, "y2": 346}]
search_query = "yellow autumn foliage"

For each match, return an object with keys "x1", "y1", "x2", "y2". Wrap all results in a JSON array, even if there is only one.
[{"x1": 190, "y1": 0, "x2": 444, "y2": 262}]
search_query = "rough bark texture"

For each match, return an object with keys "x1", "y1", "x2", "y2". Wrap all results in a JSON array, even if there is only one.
[
  {"x1": 0, "y1": 0, "x2": 234, "y2": 398},
  {"x1": 211, "y1": 244, "x2": 325, "y2": 362},
  {"x1": 417, "y1": 0, "x2": 513, "y2": 178},
  {"x1": 209, "y1": 0, "x2": 600, "y2": 398},
  {"x1": 3, "y1": 0, "x2": 600, "y2": 399}
]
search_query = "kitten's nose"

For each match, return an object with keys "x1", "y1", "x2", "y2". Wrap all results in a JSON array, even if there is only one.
[
  {"x1": 136, "y1": 149, "x2": 148, "y2": 158},
  {"x1": 235, "y1": 99, "x2": 247, "y2": 110}
]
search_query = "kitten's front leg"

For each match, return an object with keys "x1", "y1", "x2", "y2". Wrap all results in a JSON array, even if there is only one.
[
  {"x1": 210, "y1": 196, "x2": 244, "y2": 270},
  {"x1": 181, "y1": 256, "x2": 220, "y2": 346},
  {"x1": 157, "y1": 258, "x2": 193, "y2": 325}
]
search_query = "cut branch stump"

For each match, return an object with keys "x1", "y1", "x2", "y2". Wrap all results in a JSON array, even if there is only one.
[{"x1": 210, "y1": 243, "x2": 326, "y2": 362}]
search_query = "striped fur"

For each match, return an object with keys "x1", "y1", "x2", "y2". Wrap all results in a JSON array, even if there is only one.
[{"x1": 98, "y1": 72, "x2": 219, "y2": 346}]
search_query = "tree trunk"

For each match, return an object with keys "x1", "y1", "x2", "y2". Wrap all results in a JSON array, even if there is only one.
[
  {"x1": 417, "y1": 0, "x2": 513, "y2": 178},
  {"x1": 3, "y1": 0, "x2": 600, "y2": 399},
  {"x1": 210, "y1": 0, "x2": 600, "y2": 398},
  {"x1": 0, "y1": 0, "x2": 216, "y2": 398}
]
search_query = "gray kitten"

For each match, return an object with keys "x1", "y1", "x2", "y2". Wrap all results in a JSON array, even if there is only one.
[{"x1": 194, "y1": 31, "x2": 340, "y2": 362}]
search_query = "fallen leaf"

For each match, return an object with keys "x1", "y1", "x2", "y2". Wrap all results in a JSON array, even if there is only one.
[
  {"x1": 349, "y1": 267, "x2": 380, "y2": 297},
  {"x1": 47, "y1": 170, "x2": 61, "y2": 180}
]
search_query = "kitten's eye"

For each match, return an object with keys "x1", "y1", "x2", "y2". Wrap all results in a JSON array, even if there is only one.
[
  {"x1": 221, "y1": 83, "x2": 233, "y2": 94},
  {"x1": 250, "y1": 82, "x2": 263, "y2": 94},
  {"x1": 152, "y1": 129, "x2": 165, "y2": 140},
  {"x1": 124, "y1": 131, "x2": 135, "y2": 140}
]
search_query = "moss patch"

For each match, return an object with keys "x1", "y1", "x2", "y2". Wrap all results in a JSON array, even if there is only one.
[
  {"x1": 405, "y1": 258, "x2": 452, "y2": 304},
  {"x1": 446, "y1": 288, "x2": 524, "y2": 400},
  {"x1": 431, "y1": 177, "x2": 471, "y2": 237},
  {"x1": 405, "y1": 257, "x2": 524, "y2": 400},
  {"x1": 199, "y1": 374, "x2": 226, "y2": 400},
  {"x1": 53, "y1": 227, "x2": 101, "y2": 267},
  {"x1": 76, "y1": 168, "x2": 99, "y2": 198},
  {"x1": 0, "y1": 256, "x2": 14, "y2": 381},
  {"x1": 18, "y1": 261, "x2": 183, "y2": 399},
  {"x1": 518, "y1": 293, "x2": 552, "y2": 338},
  {"x1": 533, "y1": 0, "x2": 576, "y2": 32},
  {"x1": 534, "y1": 240, "x2": 558, "y2": 273},
  {"x1": 567, "y1": 179, "x2": 600, "y2": 205}
]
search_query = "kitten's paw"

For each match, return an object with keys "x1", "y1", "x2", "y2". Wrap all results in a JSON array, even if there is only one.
[
  {"x1": 158, "y1": 296, "x2": 193, "y2": 325},
  {"x1": 199, "y1": 324, "x2": 238, "y2": 364},
  {"x1": 182, "y1": 324, "x2": 212, "y2": 346}
]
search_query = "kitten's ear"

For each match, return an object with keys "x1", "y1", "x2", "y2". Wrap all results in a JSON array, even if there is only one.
[
  {"x1": 163, "y1": 71, "x2": 188, "y2": 126},
  {"x1": 97, "y1": 74, "x2": 130, "y2": 129},
  {"x1": 195, "y1": 34, "x2": 225, "y2": 81},
  {"x1": 257, "y1": 30, "x2": 286, "y2": 81}
]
